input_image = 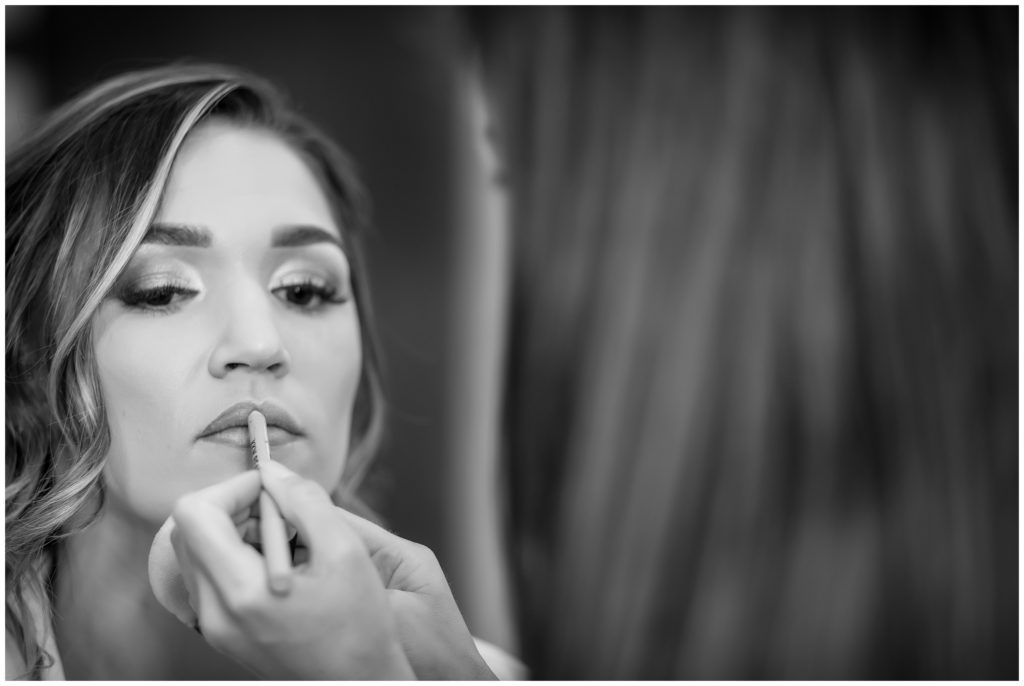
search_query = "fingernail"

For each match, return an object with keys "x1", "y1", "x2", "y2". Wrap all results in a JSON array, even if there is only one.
[
  {"x1": 261, "y1": 460, "x2": 293, "y2": 480},
  {"x1": 269, "y1": 574, "x2": 294, "y2": 596}
]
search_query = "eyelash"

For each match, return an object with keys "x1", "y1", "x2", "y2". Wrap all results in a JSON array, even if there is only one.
[
  {"x1": 117, "y1": 279, "x2": 349, "y2": 313},
  {"x1": 119, "y1": 282, "x2": 198, "y2": 312},
  {"x1": 272, "y1": 278, "x2": 349, "y2": 309}
]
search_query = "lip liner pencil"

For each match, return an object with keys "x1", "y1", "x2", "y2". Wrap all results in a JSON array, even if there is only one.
[{"x1": 247, "y1": 409, "x2": 293, "y2": 595}]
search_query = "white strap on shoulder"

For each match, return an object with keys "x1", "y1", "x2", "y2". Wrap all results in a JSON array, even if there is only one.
[{"x1": 473, "y1": 636, "x2": 529, "y2": 681}]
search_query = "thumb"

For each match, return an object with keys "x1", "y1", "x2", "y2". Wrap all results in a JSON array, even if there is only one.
[
  {"x1": 336, "y1": 509, "x2": 407, "y2": 558},
  {"x1": 335, "y1": 509, "x2": 438, "y2": 593}
]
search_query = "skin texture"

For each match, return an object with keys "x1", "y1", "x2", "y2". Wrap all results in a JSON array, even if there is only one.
[
  {"x1": 56, "y1": 117, "x2": 495, "y2": 680},
  {"x1": 91, "y1": 120, "x2": 362, "y2": 524}
]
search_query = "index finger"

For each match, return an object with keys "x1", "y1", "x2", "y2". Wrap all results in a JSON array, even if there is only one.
[
  {"x1": 182, "y1": 469, "x2": 263, "y2": 513},
  {"x1": 172, "y1": 471, "x2": 265, "y2": 590},
  {"x1": 258, "y1": 461, "x2": 363, "y2": 569}
]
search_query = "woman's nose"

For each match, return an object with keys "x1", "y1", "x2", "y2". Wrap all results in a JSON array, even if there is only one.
[{"x1": 208, "y1": 286, "x2": 290, "y2": 379}]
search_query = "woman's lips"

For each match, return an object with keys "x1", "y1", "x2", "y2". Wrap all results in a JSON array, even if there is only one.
[
  {"x1": 199, "y1": 401, "x2": 303, "y2": 437},
  {"x1": 199, "y1": 425, "x2": 302, "y2": 449},
  {"x1": 197, "y1": 401, "x2": 305, "y2": 449}
]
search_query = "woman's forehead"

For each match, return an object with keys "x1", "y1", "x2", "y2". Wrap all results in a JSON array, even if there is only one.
[{"x1": 157, "y1": 120, "x2": 339, "y2": 239}]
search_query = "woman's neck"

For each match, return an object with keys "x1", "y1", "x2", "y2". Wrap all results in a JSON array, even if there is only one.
[{"x1": 53, "y1": 501, "x2": 257, "y2": 679}]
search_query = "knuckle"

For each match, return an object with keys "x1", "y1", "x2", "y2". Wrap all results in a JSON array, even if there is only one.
[
  {"x1": 221, "y1": 582, "x2": 265, "y2": 621},
  {"x1": 171, "y1": 493, "x2": 202, "y2": 524},
  {"x1": 198, "y1": 614, "x2": 234, "y2": 652},
  {"x1": 411, "y1": 541, "x2": 438, "y2": 565},
  {"x1": 319, "y1": 535, "x2": 363, "y2": 569}
]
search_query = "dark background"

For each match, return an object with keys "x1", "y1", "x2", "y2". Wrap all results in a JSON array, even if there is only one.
[{"x1": 7, "y1": 3, "x2": 479, "y2": 630}]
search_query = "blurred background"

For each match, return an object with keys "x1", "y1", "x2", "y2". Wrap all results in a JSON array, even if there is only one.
[{"x1": 6, "y1": 4, "x2": 514, "y2": 652}]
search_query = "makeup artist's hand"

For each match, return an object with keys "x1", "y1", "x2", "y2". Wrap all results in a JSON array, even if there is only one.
[
  {"x1": 167, "y1": 470, "x2": 415, "y2": 680},
  {"x1": 258, "y1": 461, "x2": 497, "y2": 680}
]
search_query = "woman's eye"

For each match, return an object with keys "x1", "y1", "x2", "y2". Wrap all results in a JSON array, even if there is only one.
[
  {"x1": 119, "y1": 284, "x2": 198, "y2": 311},
  {"x1": 272, "y1": 280, "x2": 347, "y2": 309},
  {"x1": 281, "y1": 284, "x2": 318, "y2": 306}
]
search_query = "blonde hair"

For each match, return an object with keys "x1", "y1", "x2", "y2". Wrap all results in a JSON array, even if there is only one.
[
  {"x1": 6, "y1": 63, "x2": 385, "y2": 677},
  {"x1": 477, "y1": 7, "x2": 1016, "y2": 678}
]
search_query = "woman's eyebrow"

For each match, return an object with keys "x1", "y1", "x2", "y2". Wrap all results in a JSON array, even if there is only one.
[
  {"x1": 271, "y1": 225, "x2": 345, "y2": 251},
  {"x1": 140, "y1": 224, "x2": 343, "y2": 251},
  {"x1": 143, "y1": 223, "x2": 212, "y2": 247}
]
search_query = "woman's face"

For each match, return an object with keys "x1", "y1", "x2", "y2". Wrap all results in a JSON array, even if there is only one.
[{"x1": 92, "y1": 120, "x2": 362, "y2": 524}]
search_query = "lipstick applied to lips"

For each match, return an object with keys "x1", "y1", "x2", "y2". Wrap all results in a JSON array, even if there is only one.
[
  {"x1": 198, "y1": 402, "x2": 304, "y2": 449},
  {"x1": 247, "y1": 409, "x2": 293, "y2": 595}
]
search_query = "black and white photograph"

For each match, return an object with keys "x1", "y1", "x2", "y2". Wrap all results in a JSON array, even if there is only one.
[{"x1": 5, "y1": 4, "x2": 1018, "y2": 681}]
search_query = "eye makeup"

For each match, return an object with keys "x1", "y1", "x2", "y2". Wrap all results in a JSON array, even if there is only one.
[
  {"x1": 269, "y1": 254, "x2": 352, "y2": 311},
  {"x1": 272, "y1": 271, "x2": 350, "y2": 309},
  {"x1": 113, "y1": 267, "x2": 201, "y2": 313},
  {"x1": 110, "y1": 242, "x2": 354, "y2": 315}
]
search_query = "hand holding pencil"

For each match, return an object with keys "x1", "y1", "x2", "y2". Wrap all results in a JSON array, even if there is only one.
[
  {"x1": 157, "y1": 444, "x2": 418, "y2": 679},
  {"x1": 154, "y1": 439, "x2": 499, "y2": 679}
]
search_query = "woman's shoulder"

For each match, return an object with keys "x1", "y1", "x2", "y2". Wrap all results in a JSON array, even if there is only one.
[{"x1": 473, "y1": 637, "x2": 529, "y2": 681}]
